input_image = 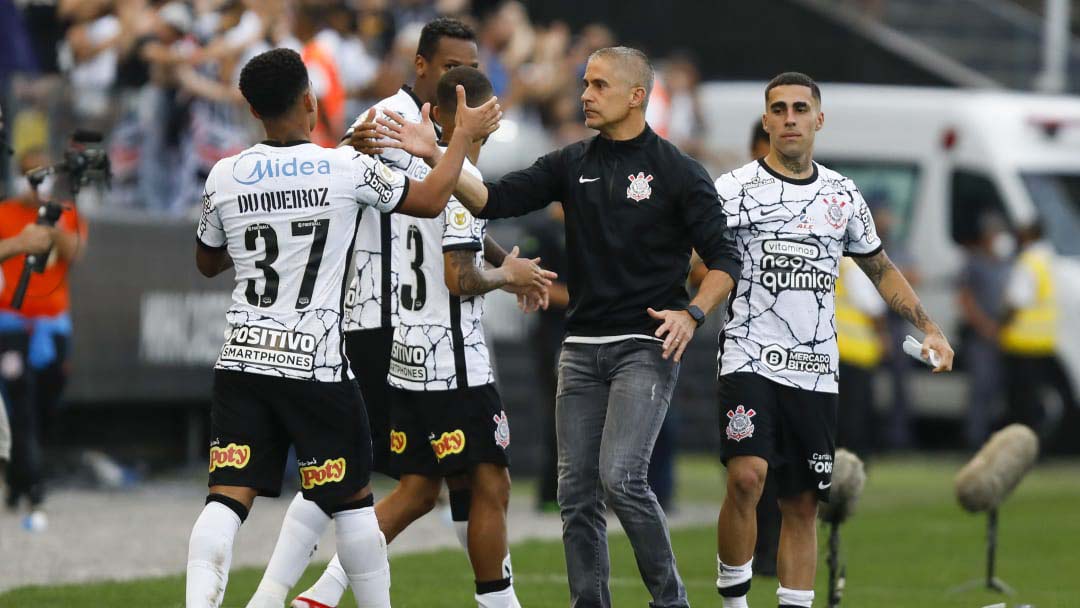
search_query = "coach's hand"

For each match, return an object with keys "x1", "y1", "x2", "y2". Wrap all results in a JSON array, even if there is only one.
[
  {"x1": 455, "y1": 85, "x2": 502, "y2": 142},
  {"x1": 368, "y1": 106, "x2": 440, "y2": 161},
  {"x1": 648, "y1": 307, "x2": 696, "y2": 362},
  {"x1": 923, "y1": 330, "x2": 954, "y2": 373}
]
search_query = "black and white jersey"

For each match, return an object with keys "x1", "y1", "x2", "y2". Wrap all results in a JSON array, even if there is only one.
[
  {"x1": 343, "y1": 87, "x2": 434, "y2": 332},
  {"x1": 197, "y1": 141, "x2": 408, "y2": 382},
  {"x1": 715, "y1": 159, "x2": 882, "y2": 393},
  {"x1": 388, "y1": 157, "x2": 494, "y2": 391}
]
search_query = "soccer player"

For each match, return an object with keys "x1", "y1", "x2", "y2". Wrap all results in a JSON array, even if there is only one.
[
  {"x1": 712, "y1": 72, "x2": 954, "y2": 608},
  {"x1": 303, "y1": 65, "x2": 531, "y2": 608},
  {"x1": 186, "y1": 47, "x2": 499, "y2": 608}
]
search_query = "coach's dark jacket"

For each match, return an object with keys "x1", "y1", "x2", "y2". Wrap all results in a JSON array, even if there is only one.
[{"x1": 478, "y1": 124, "x2": 741, "y2": 337}]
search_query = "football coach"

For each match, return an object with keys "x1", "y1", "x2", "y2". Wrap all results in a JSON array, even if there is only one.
[{"x1": 370, "y1": 47, "x2": 740, "y2": 607}]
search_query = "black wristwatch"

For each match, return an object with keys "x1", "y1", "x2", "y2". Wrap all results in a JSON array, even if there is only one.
[{"x1": 686, "y1": 305, "x2": 706, "y2": 328}]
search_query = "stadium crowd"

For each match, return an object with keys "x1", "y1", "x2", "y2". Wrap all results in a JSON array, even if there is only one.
[{"x1": 1, "y1": 0, "x2": 710, "y2": 216}]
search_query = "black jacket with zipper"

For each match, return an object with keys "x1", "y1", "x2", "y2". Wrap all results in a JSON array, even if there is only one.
[{"x1": 478, "y1": 125, "x2": 741, "y2": 338}]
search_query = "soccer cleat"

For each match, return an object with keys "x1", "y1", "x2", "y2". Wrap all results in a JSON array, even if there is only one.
[
  {"x1": 291, "y1": 597, "x2": 336, "y2": 608},
  {"x1": 22, "y1": 510, "x2": 48, "y2": 532}
]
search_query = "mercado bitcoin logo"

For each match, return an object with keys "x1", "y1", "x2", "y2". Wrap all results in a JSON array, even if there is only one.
[
  {"x1": 430, "y1": 430, "x2": 466, "y2": 460},
  {"x1": 390, "y1": 430, "x2": 407, "y2": 454},
  {"x1": 300, "y1": 458, "x2": 347, "y2": 490},
  {"x1": 209, "y1": 443, "x2": 251, "y2": 472}
]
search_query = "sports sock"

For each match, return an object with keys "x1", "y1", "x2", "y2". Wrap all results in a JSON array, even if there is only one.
[
  {"x1": 449, "y1": 487, "x2": 471, "y2": 551},
  {"x1": 475, "y1": 577, "x2": 520, "y2": 608},
  {"x1": 294, "y1": 553, "x2": 349, "y2": 607},
  {"x1": 717, "y1": 556, "x2": 753, "y2": 608},
  {"x1": 777, "y1": 585, "x2": 814, "y2": 608},
  {"x1": 186, "y1": 498, "x2": 246, "y2": 608},
  {"x1": 334, "y1": 506, "x2": 391, "y2": 608},
  {"x1": 247, "y1": 493, "x2": 330, "y2": 608}
]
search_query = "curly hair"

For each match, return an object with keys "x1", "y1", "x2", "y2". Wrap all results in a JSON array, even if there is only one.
[
  {"x1": 417, "y1": 17, "x2": 476, "y2": 60},
  {"x1": 239, "y1": 48, "x2": 310, "y2": 119}
]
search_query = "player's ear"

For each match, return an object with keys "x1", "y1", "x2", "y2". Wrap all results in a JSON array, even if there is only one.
[
  {"x1": 431, "y1": 104, "x2": 442, "y2": 126},
  {"x1": 302, "y1": 88, "x2": 316, "y2": 112},
  {"x1": 816, "y1": 110, "x2": 824, "y2": 131},
  {"x1": 414, "y1": 54, "x2": 426, "y2": 78},
  {"x1": 629, "y1": 86, "x2": 645, "y2": 109},
  {"x1": 761, "y1": 114, "x2": 768, "y2": 132},
  {"x1": 248, "y1": 105, "x2": 261, "y2": 120}
]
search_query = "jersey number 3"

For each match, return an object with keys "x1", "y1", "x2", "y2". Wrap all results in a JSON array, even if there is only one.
[
  {"x1": 401, "y1": 224, "x2": 426, "y2": 311},
  {"x1": 244, "y1": 219, "x2": 329, "y2": 309}
]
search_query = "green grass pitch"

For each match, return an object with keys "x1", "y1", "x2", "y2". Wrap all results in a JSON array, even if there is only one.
[{"x1": 2, "y1": 456, "x2": 1077, "y2": 607}]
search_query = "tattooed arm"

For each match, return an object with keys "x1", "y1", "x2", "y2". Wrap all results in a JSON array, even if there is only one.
[
  {"x1": 444, "y1": 246, "x2": 554, "y2": 297},
  {"x1": 853, "y1": 249, "x2": 955, "y2": 372}
]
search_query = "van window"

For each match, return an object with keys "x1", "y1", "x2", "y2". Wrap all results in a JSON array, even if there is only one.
[
  {"x1": 1021, "y1": 172, "x2": 1080, "y2": 257},
  {"x1": 950, "y1": 170, "x2": 1009, "y2": 246},
  {"x1": 817, "y1": 160, "x2": 917, "y2": 245}
]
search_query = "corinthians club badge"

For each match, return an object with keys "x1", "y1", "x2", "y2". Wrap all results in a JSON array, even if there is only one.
[
  {"x1": 626, "y1": 172, "x2": 654, "y2": 202},
  {"x1": 725, "y1": 405, "x2": 757, "y2": 442},
  {"x1": 823, "y1": 195, "x2": 847, "y2": 229}
]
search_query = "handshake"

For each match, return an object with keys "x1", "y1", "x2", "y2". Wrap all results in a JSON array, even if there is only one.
[{"x1": 0, "y1": 224, "x2": 55, "y2": 262}]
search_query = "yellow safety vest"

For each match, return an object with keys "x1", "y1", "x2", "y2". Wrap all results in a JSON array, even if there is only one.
[
  {"x1": 836, "y1": 259, "x2": 883, "y2": 368},
  {"x1": 1000, "y1": 247, "x2": 1056, "y2": 355}
]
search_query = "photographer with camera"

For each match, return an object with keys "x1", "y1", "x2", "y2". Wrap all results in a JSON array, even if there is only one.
[{"x1": 0, "y1": 147, "x2": 87, "y2": 532}]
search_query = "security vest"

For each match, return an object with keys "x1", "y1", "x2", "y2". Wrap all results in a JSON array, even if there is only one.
[
  {"x1": 1000, "y1": 246, "x2": 1056, "y2": 355},
  {"x1": 835, "y1": 258, "x2": 883, "y2": 368},
  {"x1": 302, "y1": 40, "x2": 345, "y2": 149}
]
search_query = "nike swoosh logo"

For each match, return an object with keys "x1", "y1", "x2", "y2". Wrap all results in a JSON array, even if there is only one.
[
  {"x1": 579, "y1": 176, "x2": 600, "y2": 183},
  {"x1": 818, "y1": 481, "x2": 831, "y2": 490},
  {"x1": 759, "y1": 207, "x2": 782, "y2": 216}
]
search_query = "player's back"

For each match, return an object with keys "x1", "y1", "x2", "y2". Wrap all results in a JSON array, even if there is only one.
[
  {"x1": 199, "y1": 140, "x2": 407, "y2": 382},
  {"x1": 390, "y1": 157, "x2": 493, "y2": 391}
]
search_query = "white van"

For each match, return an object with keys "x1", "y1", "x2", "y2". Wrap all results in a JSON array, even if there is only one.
[{"x1": 699, "y1": 83, "x2": 1080, "y2": 407}]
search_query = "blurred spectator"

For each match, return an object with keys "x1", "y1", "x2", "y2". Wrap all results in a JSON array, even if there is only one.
[
  {"x1": 519, "y1": 203, "x2": 568, "y2": 512},
  {"x1": 295, "y1": 3, "x2": 346, "y2": 147},
  {"x1": 865, "y1": 192, "x2": 921, "y2": 449},
  {"x1": 0, "y1": 148, "x2": 87, "y2": 532},
  {"x1": 59, "y1": 0, "x2": 122, "y2": 126},
  {"x1": 835, "y1": 256, "x2": 888, "y2": 457},
  {"x1": 999, "y1": 220, "x2": 1078, "y2": 449},
  {"x1": 956, "y1": 212, "x2": 1012, "y2": 448}
]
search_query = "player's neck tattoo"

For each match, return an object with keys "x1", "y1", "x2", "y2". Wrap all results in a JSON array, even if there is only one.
[{"x1": 778, "y1": 153, "x2": 811, "y2": 176}]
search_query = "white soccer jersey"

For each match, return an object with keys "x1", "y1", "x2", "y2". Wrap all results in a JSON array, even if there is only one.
[
  {"x1": 343, "y1": 87, "x2": 435, "y2": 332},
  {"x1": 715, "y1": 159, "x2": 882, "y2": 393},
  {"x1": 388, "y1": 158, "x2": 494, "y2": 391},
  {"x1": 197, "y1": 141, "x2": 408, "y2": 382}
]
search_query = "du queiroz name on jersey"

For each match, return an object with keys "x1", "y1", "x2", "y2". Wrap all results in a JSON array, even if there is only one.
[
  {"x1": 715, "y1": 159, "x2": 882, "y2": 393},
  {"x1": 197, "y1": 141, "x2": 408, "y2": 382},
  {"x1": 388, "y1": 157, "x2": 494, "y2": 391}
]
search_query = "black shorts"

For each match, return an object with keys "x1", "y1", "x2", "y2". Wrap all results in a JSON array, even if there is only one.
[
  {"x1": 345, "y1": 328, "x2": 396, "y2": 478},
  {"x1": 718, "y1": 372, "x2": 838, "y2": 501},
  {"x1": 389, "y1": 383, "x2": 511, "y2": 477},
  {"x1": 208, "y1": 370, "x2": 372, "y2": 503}
]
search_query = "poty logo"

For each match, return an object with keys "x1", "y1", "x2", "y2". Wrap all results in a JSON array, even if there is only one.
[
  {"x1": 299, "y1": 458, "x2": 347, "y2": 489},
  {"x1": 232, "y1": 151, "x2": 331, "y2": 185},
  {"x1": 390, "y1": 430, "x2": 407, "y2": 454},
  {"x1": 430, "y1": 430, "x2": 466, "y2": 460},
  {"x1": 209, "y1": 443, "x2": 251, "y2": 472}
]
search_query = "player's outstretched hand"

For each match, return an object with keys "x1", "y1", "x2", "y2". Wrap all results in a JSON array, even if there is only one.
[
  {"x1": 648, "y1": 307, "x2": 697, "y2": 362},
  {"x1": 346, "y1": 108, "x2": 388, "y2": 155},
  {"x1": 500, "y1": 246, "x2": 555, "y2": 291},
  {"x1": 369, "y1": 106, "x2": 440, "y2": 161},
  {"x1": 923, "y1": 330, "x2": 954, "y2": 373},
  {"x1": 513, "y1": 286, "x2": 549, "y2": 313},
  {"x1": 455, "y1": 85, "x2": 501, "y2": 142}
]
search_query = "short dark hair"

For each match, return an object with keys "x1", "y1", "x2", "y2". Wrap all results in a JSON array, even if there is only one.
[
  {"x1": 239, "y1": 48, "x2": 309, "y2": 119},
  {"x1": 589, "y1": 46, "x2": 654, "y2": 103},
  {"x1": 765, "y1": 71, "x2": 821, "y2": 103},
  {"x1": 417, "y1": 17, "x2": 476, "y2": 61},
  {"x1": 750, "y1": 121, "x2": 769, "y2": 148},
  {"x1": 436, "y1": 66, "x2": 494, "y2": 117}
]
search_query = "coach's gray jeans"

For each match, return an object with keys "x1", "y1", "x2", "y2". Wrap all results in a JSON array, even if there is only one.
[{"x1": 556, "y1": 339, "x2": 688, "y2": 608}]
